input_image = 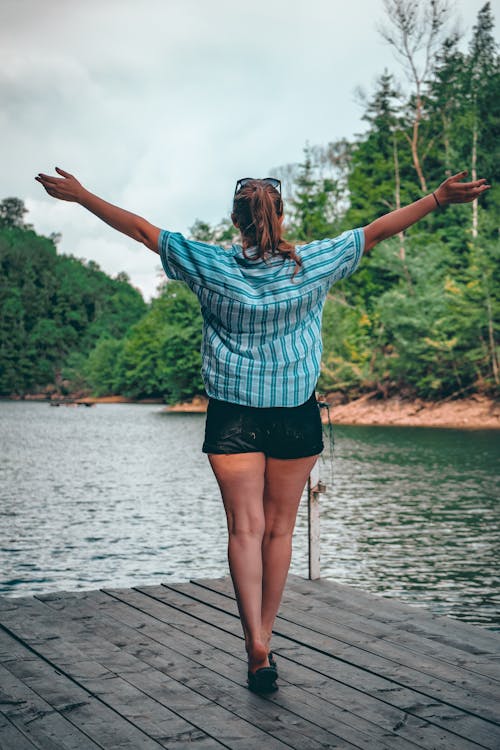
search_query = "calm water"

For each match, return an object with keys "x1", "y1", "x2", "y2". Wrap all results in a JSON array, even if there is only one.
[{"x1": 1, "y1": 401, "x2": 499, "y2": 628}]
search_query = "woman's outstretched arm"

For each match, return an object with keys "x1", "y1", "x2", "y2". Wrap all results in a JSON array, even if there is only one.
[
  {"x1": 363, "y1": 170, "x2": 491, "y2": 253},
  {"x1": 35, "y1": 167, "x2": 160, "y2": 253}
]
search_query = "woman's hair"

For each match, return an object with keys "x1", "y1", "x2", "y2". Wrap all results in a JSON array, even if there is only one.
[{"x1": 231, "y1": 180, "x2": 302, "y2": 279}]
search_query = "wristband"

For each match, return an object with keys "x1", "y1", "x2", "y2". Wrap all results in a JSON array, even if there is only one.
[{"x1": 432, "y1": 192, "x2": 442, "y2": 209}]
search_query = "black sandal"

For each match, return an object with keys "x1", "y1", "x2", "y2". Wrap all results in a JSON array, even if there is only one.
[
  {"x1": 247, "y1": 666, "x2": 278, "y2": 694},
  {"x1": 268, "y1": 651, "x2": 278, "y2": 673}
]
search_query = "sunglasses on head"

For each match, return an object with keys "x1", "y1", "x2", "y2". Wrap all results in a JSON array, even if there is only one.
[{"x1": 234, "y1": 177, "x2": 281, "y2": 196}]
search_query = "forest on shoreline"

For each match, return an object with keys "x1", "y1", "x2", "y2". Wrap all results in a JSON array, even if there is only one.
[{"x1": 1, "y1": 2, "x2": 498, "y2": 405}]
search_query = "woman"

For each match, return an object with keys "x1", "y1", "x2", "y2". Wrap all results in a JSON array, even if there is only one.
[{"x1": 35, "y1": 166, "x2": 489, "y2": 693}]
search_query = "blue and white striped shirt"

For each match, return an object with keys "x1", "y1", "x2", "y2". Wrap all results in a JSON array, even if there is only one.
[{"x1": 158, "y1": 227, "x2": 364, "y2": 407}]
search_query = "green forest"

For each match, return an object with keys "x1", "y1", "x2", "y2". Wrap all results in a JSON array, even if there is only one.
[{"x1": 1, "y1": 2, "x2": 498, "y2": 403}]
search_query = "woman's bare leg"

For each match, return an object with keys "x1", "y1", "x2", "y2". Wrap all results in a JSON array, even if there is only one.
[
  {"x1": 261, "y1": 454, "x2": 320, "y2": 651},
  {"x1": 207, "y1": 451, "x2": 269, "y2": 672}
]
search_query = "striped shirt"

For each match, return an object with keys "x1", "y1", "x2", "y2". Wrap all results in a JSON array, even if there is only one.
[{"x1": 158, "y1": 227, "x2": 365, "y2": 407}]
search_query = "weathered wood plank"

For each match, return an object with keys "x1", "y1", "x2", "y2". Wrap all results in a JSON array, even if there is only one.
[
  {"x1": 184, "y1": 577, "x2": 500, "y2": 698},
  {"x1": 39, "y1": 586, "x2": 428, "y2": 750},
  {"x1": 195, "y1": 574, "x2": 500, "y2": 677},
  {"x1": 167, "y1": 580, "x2": 500, "y2": 706},
  {"x1": 1, "y1": 573, "x2": 498, "y2": 750},
  {"x1": 0, "y1": 659, "x2": 103, "y2": 750},
  {"x1": 105, "y1": 584, "x2": 490, "y2": 750},
  {"x1": 147, "y1": 581, "x2": 499, "y2": 748},
  {"x1": 285, "y1": 575, "x2": 500, "y2": 653},
  {"x1": 0, "y1": 710, "x2": 41, "y2": 750},
  {"x1": 0, "y1": 622, "x2": 214, "y2": 749},
  {"x1": 68, "y1": 586, "x2": 444, "y2": 750},
  {"x1": 103, "y1": 587, "x2": 495, "y2": 750},
  {"x1": 35, "y1": 590, "x2": 362, "y2": 750},
  {"x1": 0, "y1": 598, "x2": 296, "y2": 750}
]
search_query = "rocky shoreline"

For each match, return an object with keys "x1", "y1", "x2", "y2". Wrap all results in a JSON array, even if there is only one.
[
  {"x1": 323, "y1": 393, "x2": 500, "y2": 430},
  {"x1": 165, "y1": 393, "x2": 500, "y2": 429},
  {"x1": 8, "y1": 392, "x2": 500, "y2": 429}
]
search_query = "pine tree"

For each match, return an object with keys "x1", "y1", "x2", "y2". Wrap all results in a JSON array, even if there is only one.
[
  {"x1": 346, "y1": 70, "x2": 414, "y2": 229},
  {"x1": 288, "y1": 145, "x2": 338, "y2": 242},
  {"x1": 466, "y1": 2, "x2": 499, "y2": 237},
  {"x1": 428, "y1": 33, "x2": 466, "y2": 174}
]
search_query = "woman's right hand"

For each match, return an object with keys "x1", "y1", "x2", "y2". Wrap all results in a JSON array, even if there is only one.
[
  {"x1": 36, "y1": 167, "x2": 160, "y2": 252},
  {"x1": 35, "y1": 167, "x2": 84, "y2": 203},
  {"x1": 434, "y1": 171, "x2": 490, "y2": 207}
]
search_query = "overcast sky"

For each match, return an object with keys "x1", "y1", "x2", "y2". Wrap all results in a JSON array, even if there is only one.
[{"x1": 2, "y1": 0, "x2": 498, "y2": 301}]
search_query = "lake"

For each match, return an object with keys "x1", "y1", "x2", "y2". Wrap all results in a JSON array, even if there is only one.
[{"x1": 1, "y1": 401, "x2": 499, "y2": 629}]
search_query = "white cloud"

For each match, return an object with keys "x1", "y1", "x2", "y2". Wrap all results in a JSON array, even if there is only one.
[{"x1": 2, "y1": 0, "x2": 496, "y2": 301}]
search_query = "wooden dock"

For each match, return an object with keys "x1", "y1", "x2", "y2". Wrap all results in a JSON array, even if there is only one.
[{"x1": 0, "y1": 574, "x2": 499, "y2": 749}]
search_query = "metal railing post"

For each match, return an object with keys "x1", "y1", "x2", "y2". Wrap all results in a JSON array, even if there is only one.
[{"x1": 307, "y1": 462, "x2": 326, "y2": 580}]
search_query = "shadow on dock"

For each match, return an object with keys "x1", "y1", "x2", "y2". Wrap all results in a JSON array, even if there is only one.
[{"x1": 0, "y1": 574, "x2": 499, "y2": 749}]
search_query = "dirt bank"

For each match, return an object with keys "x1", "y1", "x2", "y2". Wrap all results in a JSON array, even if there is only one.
[
  {"x1": 165, "y1": 393, "x2": 500, "y2": 429},
  {"x1": 325, "y1": 393, "x2": 500, "y2": 429}
]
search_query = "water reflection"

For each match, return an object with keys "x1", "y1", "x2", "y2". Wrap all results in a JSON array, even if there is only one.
[{"x1": 1, "y1": 402, "x2": 498, "y2": 628}]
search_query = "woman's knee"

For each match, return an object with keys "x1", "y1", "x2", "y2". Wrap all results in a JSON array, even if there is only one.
[
  {"x1": 227, "y1": 513, "x2": 266, "y2": 538},
  {"x1": 263, "y1": 521, "x2": 295, "y2": 541}
]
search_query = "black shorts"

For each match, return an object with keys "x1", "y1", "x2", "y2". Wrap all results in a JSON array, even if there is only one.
[{"x1": 202, "y1": 389, "x2": 324, "y2": 459}]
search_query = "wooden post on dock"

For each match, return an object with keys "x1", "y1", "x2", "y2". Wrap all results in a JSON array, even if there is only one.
[{"x1": 307, "y1": 462, "x2": 325, "y2": 580}]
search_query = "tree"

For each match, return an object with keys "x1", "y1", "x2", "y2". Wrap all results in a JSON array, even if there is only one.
[
  {"x1": 379, "y1": 0, "x2": 453, "y2": 192},
  {"x1": 466, "y1": 2, "x2": 499, "y2": 237},
  {"x1": 0, "y1": 197, "x2": 31, "y2": 229},
  {"x1": 189, "y1": 217, "x2": 238, "y2": 245},
  {"x1": 0, "y1": 213, "x2": 147, "y2": 396},
  {"x1": 288, "y1": 145, "x2": 339, "y2": 242},
  {"x1": 113, "y1": 282, "x2": 204, "y2": 402},
  {"x1": 343, "y1": 72, "x2": 416, "y2": 301},
  {"x1": 85, "y1": 337, "x2": 124, "y2": 395},
  {"x1": 427, "y1": 32, "x2": 466, "y2": 173},
  {"x1": 454, "y1": 238, "x2": 500, "y2": 389},
  {"x1": 347, "y1": 71, "x2": 412, "y2": 228}
]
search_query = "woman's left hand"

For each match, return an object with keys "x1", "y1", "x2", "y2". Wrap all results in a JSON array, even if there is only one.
[
  {"x1": 434, "y1": 171, "x2": 491, "y2": 207},
  {"x1": 35, "y1": 167, "x2": 84, "y2": 202}
]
